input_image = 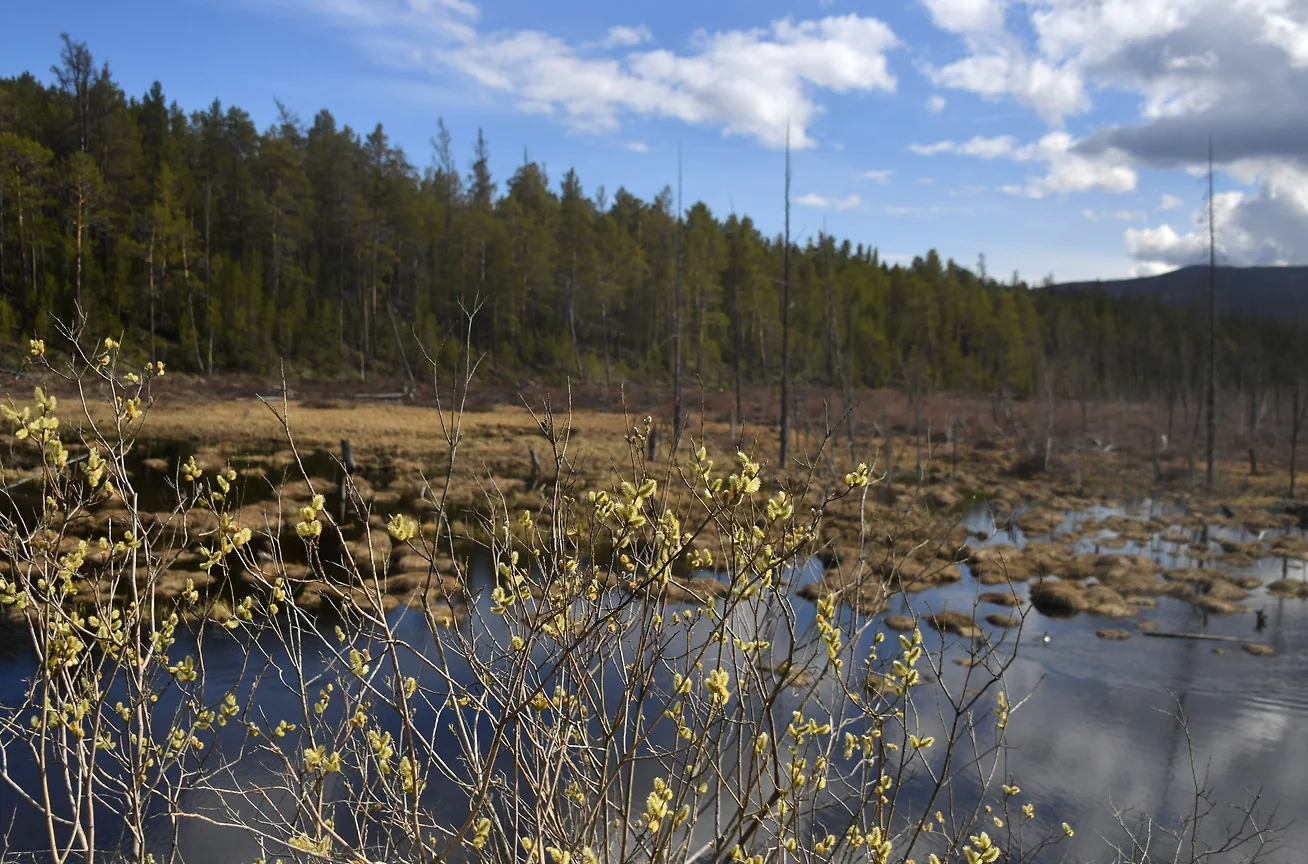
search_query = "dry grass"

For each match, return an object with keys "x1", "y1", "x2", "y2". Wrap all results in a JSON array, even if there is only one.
[
  {"x1": 7, "y1": 383, "x2": 1305, "y2": 626},
  {"x1": 925, "y1": 610, "x2": 982, "y2": 640},
  {"x1": 883, "y1": 614, "x2": 917, "y2": 632}
]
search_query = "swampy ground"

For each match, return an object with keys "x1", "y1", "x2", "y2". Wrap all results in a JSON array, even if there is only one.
[
  {"x1": 4, "y1": 379, "x2": 1308, "y2": 860},
  {"x1": 4, "y1": 378, "x2": 1307, "y2": 629}
]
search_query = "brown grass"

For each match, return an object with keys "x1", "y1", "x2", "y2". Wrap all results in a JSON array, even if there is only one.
[
  {"x1": 883, "y1": 614, "x2": 917, "y2": 632},
  {"x1": 9, "y1": 376, "x2": 1308, "y2": 626}
]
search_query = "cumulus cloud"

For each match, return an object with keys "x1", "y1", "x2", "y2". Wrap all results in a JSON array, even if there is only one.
[
  {"x1": 625, "y1": 140, "x2": 650, "y2": 152},
  {"x1": 1124, "y1": 222, "x2": 1209, "y2": 265},
  {"x1": 1125, "y1": 163, "x2": 1308, "y2": 270},
  {"x1": 931, "y1": 52, "x2": 1087, "y2": 123},
  {"x1": 912, "y1": 0, "x2": 1308, "y2": 267},
  {"x1": 913, "y1": 131, "x2": 1137, "y2": 197},
  {"x1": 924, "y1": 0, "x2": 1308, "y2": 145},
  {"x1": 1004, "y1": 131, "x2": 1137, "y2": 197},
  {"x1": 925, "y1": 94, "x2": 947, "y2": 112},
  {"x1": 954, "y1": 0, "x2": 1308, "y2": 268},
  {"x1": 276, "y1": 1, "x2": 900, "y2": 148},
  {"x1": 600, "y1": 25, "x2": 652, "y2": 48},
  {"x1": 920, "y1": 0, "x2": 1008, "y2": 34},
  {"x1": 797, "y1": 193, "x2": 863, "y2": 210},
  {"x1": 863, "y1": 169, "x2": 895, "y2": 183}
]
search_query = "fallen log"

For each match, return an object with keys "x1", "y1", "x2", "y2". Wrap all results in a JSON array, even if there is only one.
[
  {"x1": 2, "y1": 452, "x2": 90, "y2": 494},
  {"x1": 1140, "y1": 631, "x2": 1242, "y2": 643}
]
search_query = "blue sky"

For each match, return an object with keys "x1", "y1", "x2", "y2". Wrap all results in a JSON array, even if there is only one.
[{"x1": 4, "y1": 0, "x2": 1308, "y2": 281}]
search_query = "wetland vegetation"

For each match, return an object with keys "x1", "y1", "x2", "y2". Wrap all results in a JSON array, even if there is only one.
[{"x1": 2, "y1": 34, "x2": 1308, "y2": 864}]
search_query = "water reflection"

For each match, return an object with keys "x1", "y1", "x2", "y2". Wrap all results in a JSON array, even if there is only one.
[
  {"x1": 933, "y1": 499, "x2": 1308, "y2": 861},
  {"x1": 0, "y1": 499, "x2": 1305, "y2": 861}
]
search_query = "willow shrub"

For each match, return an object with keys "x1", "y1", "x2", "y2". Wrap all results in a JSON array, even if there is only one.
[{"x1": 2, "y1": 333, "x2": 1077, "y2": 864}]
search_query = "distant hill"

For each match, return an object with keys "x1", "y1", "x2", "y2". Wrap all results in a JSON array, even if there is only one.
[{"x1": 1050, "y1": 265, "x2": 1308, "y2": 320}]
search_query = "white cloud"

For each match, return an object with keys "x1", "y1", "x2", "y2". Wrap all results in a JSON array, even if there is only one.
[
  {"x1": 1007, "y1": 131, "x2": 1137, "y2": 197},
  {"x1": 1247, "y1": 0, "x2": 1308, "y2": 66},
  {"x1": 601, "y1": 25, "x2": 652, "y2": 48},
  {"x1": 913, "y1": 130, "x2": 1136, "y2": 197},
  {"x1": 1082, "y1": 208, "x2": 1147, "y2": 222},
  {"x1": 925, "y1": 94, "x2": 947, "y2": 113},
  {"x1": 919, "y1": 0, "x2": 1308, "y2": 141},
  {"x1": 930, "y1": 52, "x2": 1087, "y2": 123},
  {"x1": 920, "y1": 0, "x2": 1008, "y2": 33},
  {"x1": 797, "y1": 192, "x2": 863, "y2": 210},
  {"x1": 284, "y1": 2, "x2": 902, "y2": 149},
  {"x1": 1127, "y1": 261, "x2": 1181, "y2": 277},
  {"x1": 1126, "y1": 162, "x2": 1308, "y2": 269},
  {"x1": 909, "y1": 134, "x2": 1016, "y2": 157},
  {"x1": 1124, "y1": 222, "x2": 1208, "y2": 263},
  {"x1": 625, "y1": 140, "x2": 649, "y2": 152},
  {"x1": 916, "y1": 129, "x2": 1136, "y2": 197},
  {"x1": 917, "y1": 176, "x2": 936, "y2": 184},
  {"x1": 1159, "y1": 193, "x2": 1183, "y2": 210},
  {"x1": 863, "y1": 169, "x2": 895, "y2": 183}
]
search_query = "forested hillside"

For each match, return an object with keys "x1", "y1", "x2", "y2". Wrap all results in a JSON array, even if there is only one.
[
  {"x1": 1054, "y1": 265, "x2": 1308, "y2": 320},
  {"x1": 1, "y1": 36, "x2": 1303, "y2": 403}
]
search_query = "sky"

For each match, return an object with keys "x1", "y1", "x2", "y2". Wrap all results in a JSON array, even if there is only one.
[{"x1": 3, "y1": 0, "x2": 1308, "y2": 283}]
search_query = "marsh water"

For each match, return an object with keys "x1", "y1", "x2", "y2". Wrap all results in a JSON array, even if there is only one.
[
  {"x1": 1, "y1": 497, "x2": 1306, "y2": 862},
  {"x1": 940, "y1": 502, "x2": 1308, "y2": 862}
]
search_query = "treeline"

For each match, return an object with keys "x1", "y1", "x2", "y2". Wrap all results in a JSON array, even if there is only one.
[{"x1": 0, "y1": 36, "x2": 1303, "y2": 405}]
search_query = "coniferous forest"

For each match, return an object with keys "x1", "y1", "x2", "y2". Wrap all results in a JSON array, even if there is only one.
[{"x1": 1, "y1": 36, "x2": 1304, "y2": 405}]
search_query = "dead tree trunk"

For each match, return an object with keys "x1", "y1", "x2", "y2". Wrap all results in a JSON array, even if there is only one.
[
  {"x1": 779, "y1": 126, "x2": 793, "y2": 464},
  {"x1": 1291, "y1": 379, "x2": 1306, "y2": 498},
  {"x1": 883, "y1": 411, "x2": 896, "y2": 501},
  {"x1": 337, "y1": 439, "x2": 356, "y2": 525},
  {"x1": 1080, "y1": 372, "x2": 1089, "y2": 440},
  {"x1": 601, "y1": 304, "x2": 612, "y2": 388},
  {"x1": 527, "y1": 446, "x2": 541, "y2": 492},
  {"x1": 387, "y1": 301, "x2": 418, "y2": 393},
  {"x1": 823, "y1": 235, "x2": 857, "y2": 464},
  {"x1": 950, "y1": 410, "x2": 961, "y2": 480},
  {"x1": 1205, "y1": 140, "x2": 1218, "y2": 492},
  {"x1": 1247, "y1": 379, "x2": 1260, "y2": 476},
  {"x1": 1042, "y1": 357, "x2": 1056, "y2": 473},
  {"x1": 672, "y1": 152, "x2": 684, "y2": 445},
  {"x1": 1189, "y1": 369, "x2": 1205, "y2": 485}
]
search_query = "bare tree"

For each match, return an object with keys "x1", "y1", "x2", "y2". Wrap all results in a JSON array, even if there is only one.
[
  {"x1": 728, "y1": 207, "x2": 745, "y2": 445},
  {"x1": 779, "y1": 125, "x2": 792, "y2": 464},
  {"x1": 824, "y1": 234, "x2": 857, "y2": 464},
  {"x1": 673, "y1": 146, "x2": 685, "y2": 446},
  {"x1": 1205, "y1": 138, "x2": 1218, "y2": 492},
  {"x1": 1291, "y1": 374, "x2": 1308, "y2": 497}
]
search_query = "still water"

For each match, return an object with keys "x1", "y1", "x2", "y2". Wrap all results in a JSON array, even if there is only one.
[{"x1": 0, "y1": 500, "x2": 1304, "y2": 862}]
